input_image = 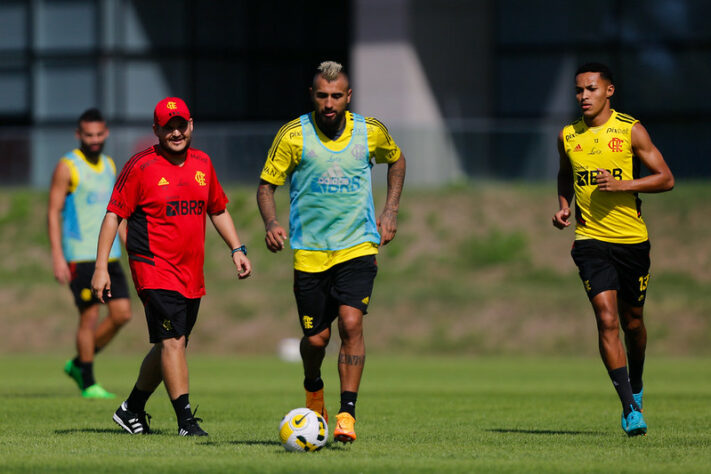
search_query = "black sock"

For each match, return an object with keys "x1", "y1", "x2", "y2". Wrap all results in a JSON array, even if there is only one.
[
  {"x1": 77, "y1": 360, "x2": 95, "y2": 389},
  {"x1": 171, "y1": 393, "x2": 193, "y2": 425},
  {"x1": 608, "y1": 367, "x2": 639, "y2": 415},
  {"x1": 628, "y1": 357, "x2": 645, "y2": 394},
  {"x1": 304, "y1": 377, "x2": 324, "y2": 392},
  {"x1": 126, "y1": 385, "x2": 153, "y2": 414},
  {"x1": 339, "y1": 391, "x2": 357, "y2": 418}
]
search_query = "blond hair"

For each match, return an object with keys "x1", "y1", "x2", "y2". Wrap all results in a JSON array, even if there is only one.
[{"x1": 317, "y1": 61, "x2": 343, "y2": 81}]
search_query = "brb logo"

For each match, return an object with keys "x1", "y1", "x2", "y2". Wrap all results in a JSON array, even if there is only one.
[
  {"x1": 576, "y1": 168, "x2": 623, "y2": 186},
  {"x1": 166, "y1": 200, "x2": 205, "y2": 216},
  {"x1": 608, "y1": 138, "x2": 624, "y2": 152}
]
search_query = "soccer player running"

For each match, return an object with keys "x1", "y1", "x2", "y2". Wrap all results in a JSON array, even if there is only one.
[
  {"x1": 257, "y1": 61, "x2": 406, "y2": 443},
  {"x1": 552, "y1": 63, "x2": 674, "y2": 436},
  {"x1": 48, "y1": 108, "x2": 132, "y2": 399},
  {"x1": 92, "y1": 97, "x2": 252, "y2": 436}
]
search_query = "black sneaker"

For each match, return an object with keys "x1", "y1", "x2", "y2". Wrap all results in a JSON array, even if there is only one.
[
  {"x1": 178, "y1": 407, "x2": 208, "y2": 436},
  {"x1": 113, "y1": 401, "x2": 151, "y2": 434}
]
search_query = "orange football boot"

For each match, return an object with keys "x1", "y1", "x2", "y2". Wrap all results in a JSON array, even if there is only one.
[{"x1": 334, "y1": 412, "x2": 356, "y2": 443}]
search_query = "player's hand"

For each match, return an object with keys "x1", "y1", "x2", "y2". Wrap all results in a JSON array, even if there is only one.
[
  {"x1": 595, "y1": 168, "x2": 622, "y2": 191},
  {"x1": 265, "y1": 220, "x2": 288, "y2": 253},
  {"x1": 232, "y1": 252, "x2": 252, "y2": 279},
  {"x1": 377, "y1": 209, "x2": 398, "y2": 246},
  {"x1": 552, "y1": 208, "x2": 571, "y2": 229},
  {"x1": 91, "y1": 267, "x2": 111, "y2": 303},
  {"x1": 52, "y1": 257, "x2": 72, "y2": 284}
]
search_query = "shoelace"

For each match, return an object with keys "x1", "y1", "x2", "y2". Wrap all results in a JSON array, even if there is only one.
[
  {"x1": 184, "y1": 406, "x2": 204, "y2": 426},
  {"x1": 140, "y1": 412, "x2": 152, "y2": 429}
]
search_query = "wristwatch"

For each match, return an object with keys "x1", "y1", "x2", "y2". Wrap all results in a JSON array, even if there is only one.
[{"x1": 231, "y1": 245, "x2": 247, "y2": 256}]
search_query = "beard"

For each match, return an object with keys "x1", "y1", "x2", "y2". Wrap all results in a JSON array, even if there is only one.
[
  {"x1": 315, "y1": 109, "x2": 346, "y2": 136},
  {"x1": 161, "y1": 136, "x2": 192, "y2": 156},
  {"x1": 80, "y1": 142, "x2": 104, "y2": 159}
]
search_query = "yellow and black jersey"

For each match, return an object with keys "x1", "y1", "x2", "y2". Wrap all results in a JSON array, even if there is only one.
[
  {"x1": 261, "y1": 111, "x2": 401, "y2": 186},
  {"x1": 562, "y1": 110, "x2": 648, "y2": 244},
  {"x1": 260, "y1": 111, "x2": 402, "y2": 272}
]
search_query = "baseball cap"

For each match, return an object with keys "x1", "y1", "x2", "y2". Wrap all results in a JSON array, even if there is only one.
[{"x1": 154, "y1": 97, "x2": 191, "y2": 126}]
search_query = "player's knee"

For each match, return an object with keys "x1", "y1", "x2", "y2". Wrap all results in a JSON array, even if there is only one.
[
  {"x1": 160, "y1": 336, "x2": 186, "y2": 352},
  {"x1": 622, "y1": 316, "x2": 644, "y2": 333},
  {"x1": 338, "y1": 320, "x2": 363, "y2": 342},
  {"x1": 595, "y1": 310, "x2": 619, "y2": 333},
  {"x1": 113, "y1": 309, "x2": 132, "y2": 326},
  {"x1": 304, "y1": 333, "x2": 329, "y2": 350}
]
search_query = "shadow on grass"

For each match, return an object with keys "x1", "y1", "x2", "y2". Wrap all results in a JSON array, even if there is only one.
[
  {"x1": 487, "y1": 428, "x2": 600, "y2": 436},
  {"x1": 55, "y1": 428, "x2": 167, "y2": 435},
  {"x1": 0, "y1": 393, "x2": 62, "y2": 399},
  {"x1": 201, "y1": 440, "x2": 349, "y2": 451},
  {"x1": 201, "y1": 439, "x2": 282, "y2": 447}
]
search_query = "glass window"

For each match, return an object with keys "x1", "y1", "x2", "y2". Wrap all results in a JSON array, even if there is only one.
[
  {"x1": 497, "y1": 0, "x2": 617, "y2": 45},
  {"x1": 0, "y1": 72, "x2": 28, "y2": 114},
  {"x1": 0, "y1": 2, "x2": 28, "y2": 51},
  {"x1": 194, "y1": 60, "x2": 248, "y2": 119},
  {"x1": 619, "y1": 50, "x2": 711, "y2": 114},
  {"x1": 35, "y1": 0, "x2": 97, "y2": 51},
  {"x1": 120, "y1": 60, "x2": 189, "y2": 121},
  {"x1": 195, "y1": 0, "x2": 249, "y2": 49},
  {"x1": 122, "y1": 0, "x2": 188, "y2": 52},
  {"x1": 35, "y1": 60, "x2": 98, "y2": 120},
  {"x1": 621, "y1": 0, "x2": 711, "y2": 42}
]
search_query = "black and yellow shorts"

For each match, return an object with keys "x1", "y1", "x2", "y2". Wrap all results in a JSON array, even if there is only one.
[
  {"x1": 293, "y1": 255, "x2": 378, "y2": 336},
  {"x1": 139, "y1": 289, "x2": 201, "y2": 343},
  {"x1": 571, "y1": 239, "x2": 651, "y2": 306},
  {"x1": 69, "y1": 260, "x2": 129, "y2": 310}
]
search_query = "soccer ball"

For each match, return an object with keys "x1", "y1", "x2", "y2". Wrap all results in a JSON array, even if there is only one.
[{"x1": 279, "y1": 407, "x2": 328, "y2": 452}]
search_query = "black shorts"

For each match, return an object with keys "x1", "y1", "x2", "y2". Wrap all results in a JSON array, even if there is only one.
[
  {"x1": 571, "y1": 239, "x2": 651, "y2": 307},
  {"x1": 69, "y1": 260, "x2": 129, "y2": 311},
  {"x1": 139, "y1": 289, "x2": 201, "y2": 343},
  {"x1": 293, "y1": 255, "x2": 378, "y2": 336}
]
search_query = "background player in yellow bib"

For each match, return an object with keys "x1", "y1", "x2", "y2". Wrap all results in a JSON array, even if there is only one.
[
  {"x1": 257, "y1": 61, "x2": 406, "y2": 443},
  {"x1": 48, "y1": 108, "x2": 132, "y2": 398},
  {"x1": 552, "y1": 63, "x2": 674, "y2": 436}
]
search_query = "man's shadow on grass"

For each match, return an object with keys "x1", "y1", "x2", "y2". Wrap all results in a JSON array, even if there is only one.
[
  {"x1": 55, "y1": 428, "x2": 167, "y2": 435},
  {"x1": 203, "y1": 440, "x2": 348, "y2": 451},
  {"x1": 488, "y1": 428, "x2": 600, "y2": 436}
]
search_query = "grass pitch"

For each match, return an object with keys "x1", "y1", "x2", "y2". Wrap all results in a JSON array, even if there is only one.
[{"x1": 1, "y1": 355, "x2": 709, "y2": 473}]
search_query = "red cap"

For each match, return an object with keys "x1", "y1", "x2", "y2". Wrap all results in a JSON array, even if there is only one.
[{"x1": 153, "y1": 97, "x2": 191, "y2": 126}]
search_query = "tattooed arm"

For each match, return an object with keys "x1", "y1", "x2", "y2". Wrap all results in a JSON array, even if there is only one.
[
  {"x1": 257, "y1": 180, "x2": 288, "y2": 252},
  {"x1": 378, "y1": 153, "x2": 406, "y2": 246}
]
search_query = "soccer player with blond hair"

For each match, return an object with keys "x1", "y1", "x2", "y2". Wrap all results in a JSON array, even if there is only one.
[{"x1": 258, "y1": 61, "x2": 406, "y2": 443}]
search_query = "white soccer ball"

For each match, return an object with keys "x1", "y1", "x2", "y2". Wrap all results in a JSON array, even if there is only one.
[
  {"x1": 279, "y1": 407, "x2": 328, "y2": 452},
  {"x1": 277, "y1": 338, "x2": 301, "y2": 363}
]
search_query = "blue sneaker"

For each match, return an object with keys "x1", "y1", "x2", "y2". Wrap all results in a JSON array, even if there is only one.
[
  {"x1": 633, "y1": 389, "x2": 643, "y2": 411},
  {"x1": 621, "y1": 406, "x2": 647, "y2": 437}
]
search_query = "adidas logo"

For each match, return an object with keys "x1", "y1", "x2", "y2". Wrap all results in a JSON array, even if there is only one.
[
  {"x1": 320, "y1": 164, "x2": 346, "y2": 184},
  {"x1": 158, "y1": 177, "x2": 169, "y2": 186},
  {"x1": 312, "y1": 164, "x2": 360, "y2": 193},
  {"x1": 574, "y1": 144, "x2": 583, "y2": 152}
]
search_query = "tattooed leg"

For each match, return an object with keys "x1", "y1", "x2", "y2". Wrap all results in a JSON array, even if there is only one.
[{"x1": 337, "y1": 305, "x2": 365, "y2": 393}]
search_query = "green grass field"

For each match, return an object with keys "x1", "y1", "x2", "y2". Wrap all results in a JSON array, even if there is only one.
[{"x1": 1, "y1": 355, "x2": 709, "y2": 473}]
